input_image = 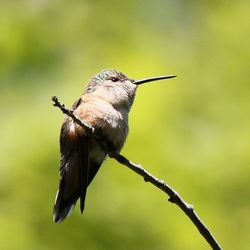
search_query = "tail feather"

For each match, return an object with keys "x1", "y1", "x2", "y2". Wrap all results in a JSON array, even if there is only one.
[
  {"x1": 53, "y1": 189, "x2": 76, "y2": 223},
  {"x1": 53, "y1": 136, "x2": 89, "y2": 223},
  {"x1": 79, "y1": 137, "x2": 89, "y2": 213},
  {"x1": 53, "y1": 174, "x2": 81, "y2": 223}
]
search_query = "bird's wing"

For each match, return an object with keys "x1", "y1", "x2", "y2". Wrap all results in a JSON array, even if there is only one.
[{"x1": 53, "y1": 98, "x2": 90, "y2": 223}]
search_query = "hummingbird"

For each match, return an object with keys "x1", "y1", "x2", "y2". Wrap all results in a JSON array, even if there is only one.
[{"x1": 53, "y1": 69, "x2": 176, "y2": 223}]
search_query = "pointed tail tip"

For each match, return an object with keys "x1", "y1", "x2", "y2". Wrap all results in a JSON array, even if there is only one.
[
  {"x1": 53, "y1": 203, "x2": 76, "y2": 223},
  {"x1": 53, "y1": 210, "x2": 66, "y2": 223},
  {"x1": 53, "y1": 207, "x2": 66, "y2": 223},
  {"x1": 53, "y1": 214, "x2": 62, "y2": 224},
  {"x1": 80, "y1": 197, "x2": 85, "y2": 214}
]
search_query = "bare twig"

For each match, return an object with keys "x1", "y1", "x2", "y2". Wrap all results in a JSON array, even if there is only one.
[
  {"x1": 108, "y1": 152, "x2": 222, "y2": 250},
  {"x1": 51, "y1": 96, "x2": 222, "y2": 250}
]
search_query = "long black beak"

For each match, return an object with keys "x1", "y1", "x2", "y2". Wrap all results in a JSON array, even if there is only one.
[{"x1": 133, "y1": 75, "x2": 176, "y2": 85}]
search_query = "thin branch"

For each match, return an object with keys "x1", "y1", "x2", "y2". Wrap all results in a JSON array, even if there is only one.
[
  {"x1": 108, "y1": 152, "x2": 222, "y2": 250},
  {"x1": 51, "y1": 96, "x2": 222, "y2": 250},
  {"x1": 52, "y1": 96, "x2": 94, "y2": 134}
]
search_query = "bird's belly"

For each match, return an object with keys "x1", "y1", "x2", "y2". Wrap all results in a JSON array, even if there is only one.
[
  {"x1": 102, "y1": 108, "x2": 128, "y2": 152},
  {"x1": 88, "y1": 139, "x2": 107, "y2": 163}
]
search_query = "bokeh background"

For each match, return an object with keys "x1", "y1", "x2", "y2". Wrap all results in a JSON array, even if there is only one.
[{"x1": 0, "y1": 0, "x2": 249, "y2": 249}]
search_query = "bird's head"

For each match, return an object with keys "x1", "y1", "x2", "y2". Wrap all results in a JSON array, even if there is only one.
[{"x1": 84, "y1": 69, "x2": 176, "y2": 109}]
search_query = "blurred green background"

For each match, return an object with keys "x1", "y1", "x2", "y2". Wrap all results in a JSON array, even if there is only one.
[{"x1": 0, "y1": 0, "x2": 249, "y2": 249}]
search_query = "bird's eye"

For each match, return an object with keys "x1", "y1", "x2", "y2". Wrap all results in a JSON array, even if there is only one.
[{"x1": 111, "y1": 77, "x2": 119, "y2": 82}]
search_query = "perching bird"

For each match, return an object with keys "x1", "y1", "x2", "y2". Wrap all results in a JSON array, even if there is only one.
[{"x1": 53, "y1": 69, "x2": 176, "y2": 223}]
